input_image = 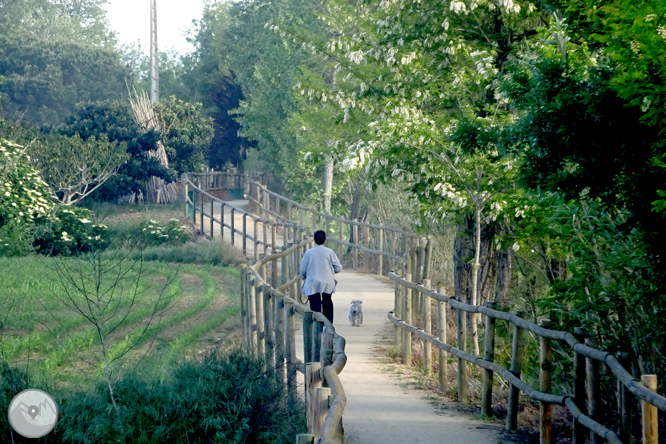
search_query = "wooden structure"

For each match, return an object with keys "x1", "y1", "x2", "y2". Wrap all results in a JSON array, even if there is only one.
[{"x1": 183, "y1": 171, "x2": 664, "y2": 444}]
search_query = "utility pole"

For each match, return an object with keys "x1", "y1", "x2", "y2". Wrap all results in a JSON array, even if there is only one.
[{"x1": 149, "y1": 0, "x2": 159, "y2": 103}]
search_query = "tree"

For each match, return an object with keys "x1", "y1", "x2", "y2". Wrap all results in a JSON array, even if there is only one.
[
  {"x1": 61, "y1": 101, "x2": 175, "y2": 201},
  {"x1": 155, "y1": 96, "x2": 214, "y2": 175},
  {"x1": 51, "y1": 246, "x2": 177, "y2": 410},
  {"x1": 30, "y1": 132, "x2": 129, "y2": 204},
  {"x1": 0, "y1": 35, "x2": 131, "y2": 126}
]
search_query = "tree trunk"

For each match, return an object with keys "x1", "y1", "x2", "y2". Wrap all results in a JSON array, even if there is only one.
[
  {"x1": 322, "y1": 159, "x2": 334, "y2": 213},
  {"x1": 494, "y1": 249, "x2": 512, "y2": 308},
  {"x1": 471, "y1": 207, "x2": 482, "y2": 356}
]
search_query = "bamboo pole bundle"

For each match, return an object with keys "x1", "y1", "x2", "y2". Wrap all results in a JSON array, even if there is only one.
[{"x1": 128, "y1": 89, "x2": 177, "y2": 204}]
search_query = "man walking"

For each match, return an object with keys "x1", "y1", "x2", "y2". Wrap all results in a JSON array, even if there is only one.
[{"x1": 300, "y1": 230, "x2": 342, "y2": 323}]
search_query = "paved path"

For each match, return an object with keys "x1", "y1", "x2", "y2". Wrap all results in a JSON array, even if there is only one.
[{"x1": 198, "y1": 199, "x2": 502, "y2": 444}]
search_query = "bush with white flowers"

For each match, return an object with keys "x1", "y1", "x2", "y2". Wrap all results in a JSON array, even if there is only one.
[
  {"x1": 0, "y1": 140, "x2": 54, "y2": 228},
  {"x1": 32, "y1": 205, "x2": 109, "y2": 256},
  {"x1": 140, "y1": 218, "x2": 188, "y2": 246}
]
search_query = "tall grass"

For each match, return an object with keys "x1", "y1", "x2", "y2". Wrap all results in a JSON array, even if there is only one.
[{"x1": 1, "y1": 351, "x2": 305, "y2": 444}]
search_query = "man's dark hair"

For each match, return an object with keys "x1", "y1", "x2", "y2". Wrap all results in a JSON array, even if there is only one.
[{"x1": 314, "y1": 230, "x2": 326, "y2": 245}]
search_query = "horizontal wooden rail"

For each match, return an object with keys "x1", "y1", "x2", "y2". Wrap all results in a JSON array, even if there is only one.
[
  {"x1": 248, "y1": 180, "x2": 420, "y2": 236},
  {"x1": 388, "y1": 270, "x2": 664, "y2": 444}
]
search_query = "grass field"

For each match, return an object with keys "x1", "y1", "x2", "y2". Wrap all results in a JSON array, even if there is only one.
[{"x1": 0, "y1": 204, "x2": 245, "y2": 390}]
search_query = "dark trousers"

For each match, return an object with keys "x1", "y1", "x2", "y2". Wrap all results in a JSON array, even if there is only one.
[{"x1": 308, "y1": 293, "x2": 333, "y2": 324}]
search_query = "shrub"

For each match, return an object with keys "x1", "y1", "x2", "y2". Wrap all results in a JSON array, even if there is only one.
[
  {"x1": 32, "y1": 206, "x2": 109, "y2": 256},
  {"x1": 0, "y1": 140, "x2": 55, "y2": 253},
  {"x1": 140, "y1": 218, "x2": 189, "y2": 246},
  {"x1": 51, "y1": 351, "x2": 304, "y2": 444}
]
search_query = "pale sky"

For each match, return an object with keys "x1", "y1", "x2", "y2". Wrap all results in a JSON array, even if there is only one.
[{"x1": 105, "y1": 0, "x2": 206, "y2": 54}]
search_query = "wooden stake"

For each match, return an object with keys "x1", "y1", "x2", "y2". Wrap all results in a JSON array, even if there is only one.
[
  {"x1": 482, "y1": 302, "x2": 496, "y2": 417},
  {"x1": 573, "y1": 327, "x2": 587, "y2": 444},
  {"x1": 457, "y1": 300, "x2": 467, "y2": 403},
  {"x1": 313, "y1": 387, "x2": 331, "y2": 437},
  {"x1": 540, "y1": 319, "x2": 553, "y2": 444},
  {"x1": 423, "y1": 279, "x2": 432, "y2": 378},
  {"x1": 642, "y1": 375, "x2": 658, "y2": 444},
  {"x1": 437, "y1": 285, "x2": 448, "y2": 393},
  {"x1": 306, "y1": 362, "x2": 323, "y2": 434},
  {"x1": 506, "y1": 311, "x2": 524, "y2": 430}
]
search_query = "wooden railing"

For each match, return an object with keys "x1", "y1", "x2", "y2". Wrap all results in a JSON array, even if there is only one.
[
  {"x1": 183, "y1": 171, "x2": 663, "y2": 444},
  {"x1": 387, "y1": 273, "x2": 665, "y2": 444},
  {"x1": 182, "y1": 173, "x2": 352, "y2": 444},
  {"x1": 246, "y1": 179, "x2": 430, "y2": 280}
]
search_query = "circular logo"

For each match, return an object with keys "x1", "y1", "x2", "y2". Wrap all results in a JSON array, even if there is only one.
[{"x1": 8, "y1": 389, "x2": 58, "y2": 438}]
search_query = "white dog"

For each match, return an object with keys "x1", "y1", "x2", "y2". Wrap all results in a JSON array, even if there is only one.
[{"x1": 348, "y1": 300, "x2": 363, "y2": 327}]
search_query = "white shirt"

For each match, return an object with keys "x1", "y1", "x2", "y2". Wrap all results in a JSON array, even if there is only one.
[{"x1": 300, "y1": 244, "x2": 342, "y2": 295}]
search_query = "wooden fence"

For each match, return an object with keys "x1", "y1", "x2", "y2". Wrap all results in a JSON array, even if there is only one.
[{"x1": 183, "y1": 171, "x2": 663, "y2": 444}]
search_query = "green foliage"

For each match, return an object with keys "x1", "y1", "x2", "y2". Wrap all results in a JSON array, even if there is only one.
[
  {"x1": 30, "y1": 132, "x2": 129, "y2": 204},
  {"x1": 138, "y1": 240, "x2": 243, "y2": 267},
  {"x1": 32, "y1": 205, "x2": 108, "y2": 256},
  {"x1": 155, "y1": 96, "x2": 213, "y2": 175},
  {"x1": 0, "y1": 35, "x2": 130, "y2": 126},
  {"x1": 61, "y1": 101, "x2": 175, "y2": 201},
  {"x1": 2, "y1": 351, "x2": 303, "y2": 444},
  {"x1": 140, "y1": 218, "x2": 189, "y2": 247}
]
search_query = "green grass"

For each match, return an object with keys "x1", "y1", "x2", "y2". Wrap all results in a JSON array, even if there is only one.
[{"x1": 0, "y1": 204, "x2": 245, "y2": 390}]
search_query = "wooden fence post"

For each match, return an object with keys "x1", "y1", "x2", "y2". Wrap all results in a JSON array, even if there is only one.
[
  {"x1": 482, "y1": 302, "x2": 496, "y2": 417},
  {"x1": 242, "y1": 213, "x2": 248, "y2": 256},
  {"x1": 378, "y1": 229, "x2": 384, "y2": 276},
  {"x1": 306, "y1": 362, "x2": 323, "y2": 435},
  {"x1": 285, "y1": 301, "x2": 297, "y2": 405},
  {"x1": 253, "y1": 218, "x2": 259, "y2": 262},
  {"x1": 423, "y1": 237, "x2": 431, "y2": 280},
  {"x1": 220, "y1": 202, "x2": 225, "y2": 240},
  {"x1": 352, "y1": 224, "x2": 358, "y2": 270},
  {"x1": 573, "y1": 327, "x2": 587, "y2": 444},
  {"x1": 586, "y1": 334, "x2": 601, "y2": 444},
  {"x1": 199, "y1": 192, "x2": 204, "y2": 234},
  {"x1": 263, "y1": 215, "x2": 269, "y2": 258},
  {"x1": 390, "y1": 231, "x2": 397, "y2": 272},
  {"x1": 255, "y1": 279, "x2": 265, "y2": 360},
  {"x1": 642, "y1": 374, "x2": 658, "y2": 444},
  {"x1": 249, "y1": 274, "x2": 257, "y2": 357},
  {"x1": 506, "y1": 311, "x2": 524, "y2": 430},
  {"x1": 230, "y1": 208, "x2": 235, "y2": 246},
  {"x1": 274, "y1": 298, "x2": 285, "y2": 385},
  {"x1": 210, "y1": 198, "x2": 214, "y2": 237},
  {"x1": 394, "y1": 271, "x2": 402, "y2": 348},
  {"x1": 456, "y1": 299, "x2": 467, "y2": 403},
  {"x1": 540, "y1": 319, "x2": 553, "y2": 444},
  {"x1": 403, "y1": 266, "x2": 413, "y2": 367},
  {"x1": 313, "y1": 386, "x2": 332, "y2": 438},
  {"x1": 303, "y1": 311, "x2": 314, "y2": 363},
  {"x1": 282, "y1": 247, "x2": 289, "y2": 287},
  {"x1": 618, "y1": 352, "x2": 632, "y2": 444},
  {"x1": 363, "y1": 225, "x2": 370, "y2": 270},
  {"x1": 312, "y1": 320, "x2": 324, "y2": 362},
  {"x1": 437, "y1": 285, "x2": 448, "y2": 393},
  {"x1": 240, "y1": 266, "x2": 247, "y2": 347},
  {"x1": 183, "y1": 180, "x2": 188, "y2": 217},
  {"x1": 263, "y1": 284, "x2": 274, "y2": 371},
  {"x1": 423, "y1": 279, "x2": 432, "y2": 378}
]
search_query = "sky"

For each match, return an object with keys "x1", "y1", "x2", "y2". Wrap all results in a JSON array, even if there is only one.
[{"x1": 104, "y1": 0, "x2": 207, "y2": 54}]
